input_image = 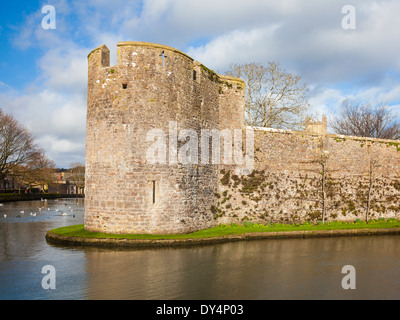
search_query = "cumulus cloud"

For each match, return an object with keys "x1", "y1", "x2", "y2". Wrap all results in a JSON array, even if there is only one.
[
  {"x1": 183, "y1": 0, "x2": 400, "y2": 84},
  {"x1": 187, "y1": 25, "x2": 282, "y2": 73},
  {"x1": 38, "y1": 48, "x2": 88, "y2": 94},
  {"x1": 183, "y1": 0, "x2": 400, "y2": 121},
  {"x1": 0, "y1": 88, "x2": 86, "y2": 167}
]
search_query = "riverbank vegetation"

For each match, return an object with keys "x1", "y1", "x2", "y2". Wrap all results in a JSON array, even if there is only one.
[{"x1": 49, "y1": 219, "x2": 400, "y2": 241}]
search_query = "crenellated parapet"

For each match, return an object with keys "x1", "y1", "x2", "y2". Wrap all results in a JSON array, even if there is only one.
[
  {"x1": 86, "y1": 42, "x2": 246, "y2": 137},
  {"x1": 88, "y1": 44, "x2": 110, "y2": 68}
]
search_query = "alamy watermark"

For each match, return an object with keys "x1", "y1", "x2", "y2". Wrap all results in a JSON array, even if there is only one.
[
  {"x1": 145, "y1": 122, "x2": 255, "y2": 172},
  {"x1": 41, "y1": 265, "x2": 56, "y2": 290},
  {"x1": 41, "y1": 5, "x2": 56, "y2": 30},
  {"x1": 342, "y1": 5, "x2": 356, "y2": 30},
  {"x1": 341, "y1": 265, "x2": 356, "y2": 290}
]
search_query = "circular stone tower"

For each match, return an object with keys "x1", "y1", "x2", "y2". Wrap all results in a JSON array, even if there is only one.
[{"x1": 85, "y1": 42, "x2": 246, "y2": 235}]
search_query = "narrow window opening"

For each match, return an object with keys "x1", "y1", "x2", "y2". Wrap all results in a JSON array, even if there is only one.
[
  {"x1": 193, "y1": 70, "x2": 197, "y2": 81},
  {"x1": 122, "y1": 83, "x2": 128, "y2": 89},
  {"x1": 159, "y1": 50, "x2": 167, "y2": 69},
  {"x1": 152, "y1": 181, "x2": 156, "y2": 204}
]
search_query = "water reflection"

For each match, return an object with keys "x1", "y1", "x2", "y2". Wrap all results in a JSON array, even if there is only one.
[
  {"x1": 82, "y1": 237, "x2": 400, "y2": 300},
  {"x1": 0, "y1": 199, "x2": 84, "y2": 261},
  {"x1": 0, "y1": 199, "x2": 86, "y2": 300},
  {"x1": 1, "y1": 199, "x2": 400, "y2": 300}
]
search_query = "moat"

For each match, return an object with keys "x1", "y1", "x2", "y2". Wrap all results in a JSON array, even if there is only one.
[{"x1": 1, "y1": 199, "x2": 400, "y2": 300}]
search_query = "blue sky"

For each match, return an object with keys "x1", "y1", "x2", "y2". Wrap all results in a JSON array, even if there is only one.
[{"x1": 1, "y1": 0, "x2": 400, "y2": 167}]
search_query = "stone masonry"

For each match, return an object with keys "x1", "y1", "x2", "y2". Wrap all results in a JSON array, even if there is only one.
[
  {"x1": 85, "y1": 42, "x2": 245, "y2": 234},
  {"x1": 85, "y1": 41, "x2": 400, "y2": 234}
]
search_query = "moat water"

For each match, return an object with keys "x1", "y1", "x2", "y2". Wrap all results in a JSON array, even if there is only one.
[{"x1": 1, "y1": 199, "x2": 400, "y2": 300}]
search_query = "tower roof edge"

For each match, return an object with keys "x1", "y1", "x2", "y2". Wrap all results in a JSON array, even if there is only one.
[{"x1": 117, "y1": 41, "x2": 194, "y2": 61}]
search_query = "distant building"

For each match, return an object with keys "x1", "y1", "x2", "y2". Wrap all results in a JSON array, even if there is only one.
[
  {"x1": 0, "y1": 176, "x2": 20, "y2": 193},
  {"x1": 48, "y1": 170, "x2": 85, "y2": 194}
]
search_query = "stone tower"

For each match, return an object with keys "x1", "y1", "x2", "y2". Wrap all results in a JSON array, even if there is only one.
[
  {"x1": 84, "y1": 42, "x2": 245, "y2": 234},
  {"x1": 305, "y1": 115, "x2": 327, "y2": 135}
]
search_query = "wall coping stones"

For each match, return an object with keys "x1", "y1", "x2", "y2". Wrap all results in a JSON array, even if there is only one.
[{"x1": 251, "y1": 125, "x2": 400, "y2": 143}]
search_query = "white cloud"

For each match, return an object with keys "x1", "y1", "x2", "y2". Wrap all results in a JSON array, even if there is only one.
[
  {"x1": 308, "y1": 87, "x2": 345, "y2": 116},
  {"x1": 180, "y1": 0, "x2": 400, "y2": 88},
  {"x1": 38, "y1": 48, "x2": 88, "y2": 94},
  {"x1": 187, "y1": 25, "x2": 282, "y2": 73},
  {"x1": 0, "y1": 87, "x2": 86, "y2": 168}
]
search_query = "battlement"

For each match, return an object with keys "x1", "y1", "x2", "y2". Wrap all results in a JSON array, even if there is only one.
[
  {"x1": 87, "y1": 42, "x2": 195, "y2": 71},
  {"x1": 87, "y1": 42, "x2": 245, "y2": 86},
  {"x1": 87, "y1": 44, "x2": 110, "y2": 67},
  {"x1": 305, "y1": 114, "x2": 327, "y2": 135}
]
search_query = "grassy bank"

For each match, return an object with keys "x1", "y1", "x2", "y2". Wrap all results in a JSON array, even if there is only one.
[{"x1": 49, "y1": 219, "x2": 400, "y2": 241}]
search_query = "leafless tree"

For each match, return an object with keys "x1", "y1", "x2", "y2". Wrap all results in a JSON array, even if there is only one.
[
  {"x1": 365, "y1": 159, "x2": 380, "y2": 224},
  {"x1": 23, "y1": 150, "x2": 56, "y2": 192},
  {"x1": 331, "y1": 100, "x2": 400, "y2": 139},
  {"x1": 299, "y1": 136, "x2": 341, "y2": 224},
  {"x1": 308, "y1": 145, "x2": 333, "y2": 224},
  {"x1": 0, "y1": 109, "x2": 40, "y2": 179},
  {"x1": 0, "y1": 109, "x2": 56, "y2": 193},
  {"x1": 226, "y1": 62, "x2": 310, "y2": 130}
]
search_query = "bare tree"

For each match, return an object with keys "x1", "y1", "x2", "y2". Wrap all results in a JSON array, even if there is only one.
[
  {"x1": 299, "y1": 135, "x2": 341, "y2": 224},
  {"x1": 308, "y1": 145, "x2": 333, "y2": 224},
  {"x1": 0, "y1": 109, "x2": 41, "y2": 179},
  {"x1": 331, "y1": 100, "x2": 400, "y2": 139},
  {"x1": 365, "y1": 159, "x2": 380, "y2": 224},
  {"x1": 0, "y1": 109, "x2": 56, "y2": 193},
  {"x1": 226, "y1": 62, "x2": 310, "y2": 130},
  {"x1": 23, "y1": 150, "x2": 56, "y2": 192}
]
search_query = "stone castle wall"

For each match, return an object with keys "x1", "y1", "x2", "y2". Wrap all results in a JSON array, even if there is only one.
[
  {"x1": 215, "y1": 128, "x2": 400, "y2": 225},
  {"x1": 85, "y1": 41, "x2": 400, "y2": 235}
]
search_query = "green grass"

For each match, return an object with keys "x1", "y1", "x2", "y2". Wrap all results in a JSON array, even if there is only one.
[{"x1": 49, "y1": 219, "x2": 400, "y2": 241}]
